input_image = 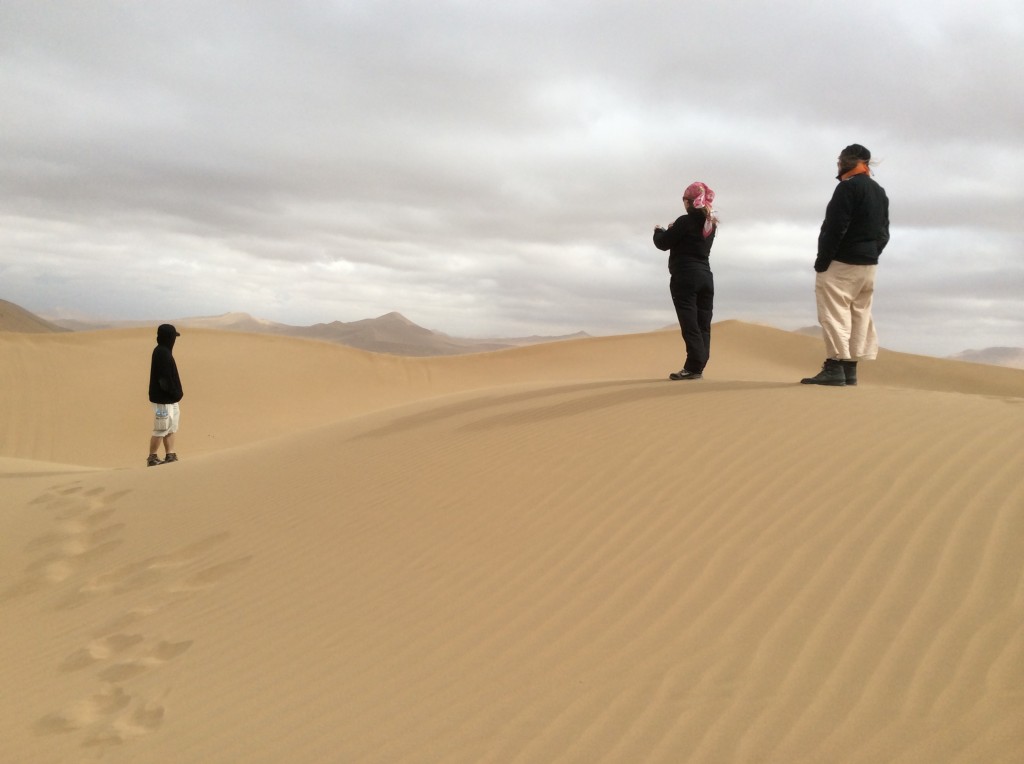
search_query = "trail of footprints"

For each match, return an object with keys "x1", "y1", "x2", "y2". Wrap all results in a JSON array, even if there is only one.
[{"x1": 5, "y1": 480, "x2": 251, "y2": 752}]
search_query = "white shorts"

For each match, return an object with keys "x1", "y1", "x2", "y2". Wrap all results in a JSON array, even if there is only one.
[{"x1": 152, "y1": 402, "x2": 181, "y2": 436}]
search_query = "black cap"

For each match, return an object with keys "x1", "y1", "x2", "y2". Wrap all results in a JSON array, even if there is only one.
[
  {"x1": 840, "y1": 143, "x2": 871, "y2": 161},
  {"x1": 157, "y1": 323, "x2": 180, "y2": 338}
]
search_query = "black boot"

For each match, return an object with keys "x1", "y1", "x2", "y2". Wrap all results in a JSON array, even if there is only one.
[
  {"x1": 840, "y1": 360, "x2": 857, "y2": 386},
  {"x1": 801, "y1": 359, "x2": 846, "y2": 386},
  {"x1": 669, "y1": 368, "x2": 702, "y2": 381}
]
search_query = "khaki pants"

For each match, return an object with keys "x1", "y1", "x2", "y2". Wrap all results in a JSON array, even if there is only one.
[{"x1": 815, "y1": 262, "x2": 878, "y2": 361}]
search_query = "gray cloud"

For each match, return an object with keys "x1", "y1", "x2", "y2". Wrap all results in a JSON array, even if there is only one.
[{"x1": 2, "y1": 0, "x2": 1022, "y2": 355}]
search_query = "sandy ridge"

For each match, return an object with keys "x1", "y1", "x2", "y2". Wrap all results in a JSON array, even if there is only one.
[
  {"x1": 1, "y1": 322, "x2": 1022, "y2": 762},
  {"x1": 2, "y1": 321, "x2": 1022, "y2": 469}
]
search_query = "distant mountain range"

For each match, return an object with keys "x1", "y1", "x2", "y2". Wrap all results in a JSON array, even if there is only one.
[
  {"x1": 794, "y1": 325, "x2": 1024, "y2": 369},
  {"x1": 2, "y1": 299, "x2": 1019, "y2": 366},
  {"x1": 948, "y1": 347, "x2": 1024, "y2": 370},
  {"x1": 0, "y1": 299, "x2": 586, "y2": 357}
]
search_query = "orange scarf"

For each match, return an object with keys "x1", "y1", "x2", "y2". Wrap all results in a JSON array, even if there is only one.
[{"x1": 840, "y1": 161, "x2": 871, "y2": 180}]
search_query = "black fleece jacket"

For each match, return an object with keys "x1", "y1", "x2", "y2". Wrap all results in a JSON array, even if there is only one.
[
  {"x1": 815, "y1": 173, "x2": 890, "y2": 272},
  {"x1": 149, "y1": 334, "x2": 183, "y2": 404},
  {"x1": 653, "y1": 211, "x2": 716, "y2": 274}
]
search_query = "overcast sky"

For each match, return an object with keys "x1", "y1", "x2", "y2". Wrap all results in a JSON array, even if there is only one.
[{"x1": 2, "y1": 1, "x2": 1022, "y2": 356}]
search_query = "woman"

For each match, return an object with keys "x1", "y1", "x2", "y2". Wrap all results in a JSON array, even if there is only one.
[{"x1": 653, "y1": 181, "x2": 719, "y2": 380}]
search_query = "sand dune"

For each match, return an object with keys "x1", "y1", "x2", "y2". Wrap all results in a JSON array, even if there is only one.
[
  {"x1": 0, "y1": 298, "x2": 68, "y2": 334},
  {"x1": 39, "y1": 308, "x2": 584, "y2": 357},
  {"x1": 1, "y1": 322, "x2": 1022, "y2": 762}
]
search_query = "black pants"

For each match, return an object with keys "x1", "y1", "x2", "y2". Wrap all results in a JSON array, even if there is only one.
[{"x1": 670, "y1": 269, "x2": 714, "y2": 373}]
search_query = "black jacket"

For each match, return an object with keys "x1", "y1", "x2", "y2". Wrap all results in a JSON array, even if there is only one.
[
  {"x1": 653, "y1": 211, "x2": 716, "y2": 274},
  {"x1": 816, "y1": 173, "x2": 890, "y2": 271},
  {"x1": 149, "y1": 333, "x2": 183, "y2": 404}
]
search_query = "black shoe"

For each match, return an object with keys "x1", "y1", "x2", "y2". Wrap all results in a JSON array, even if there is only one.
[
  {"x1": 801, "y1": 359, "x2": 846, "y2": 386},
  {"x1": 840, "y1": 360, "x2": 858, "y2": 386},
  {"x1": 163, "y1": 453, "x2": 178, "y2": 463},
  {"x1": 147, "y1": 454, "x2": 163, "y2": 467},
  {"x1": 669, "y1": 369, "x2": 703, "y2": 381}
]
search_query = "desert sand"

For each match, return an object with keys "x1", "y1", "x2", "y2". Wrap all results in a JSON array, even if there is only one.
[{"x1": 1, "y1": 321, "x2": 1022, "y2": 763}]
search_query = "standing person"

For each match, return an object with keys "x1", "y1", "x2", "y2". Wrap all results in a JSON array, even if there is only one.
[
  {"x1": 654, "y1": 181, "x2": 719, "y2": 380},
  {"x1": 802, "y1": 144, "x2": 890, "y2": 386},
  {"x1": 148, "y1": 323, "x2": 184, "y2": 466}
]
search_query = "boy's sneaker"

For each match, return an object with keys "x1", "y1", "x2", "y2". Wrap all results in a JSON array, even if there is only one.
[
  {"x1": 147, "y1": 454, "x2": 163, "y2": 467},
  {"x1": 163, "y1": 453, "x2": 178, "y2": 463}
]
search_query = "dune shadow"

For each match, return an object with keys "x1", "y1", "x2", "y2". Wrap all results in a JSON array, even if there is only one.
[
  {"x1": 467, "y1": 379, "x2": 794, "y2": 430},
  {"x1": 354, "y1": 379, "x2": 793, "y2": 439},
  {"x1": 0, "y1": 471, "x2": 96, "y2": 480}
]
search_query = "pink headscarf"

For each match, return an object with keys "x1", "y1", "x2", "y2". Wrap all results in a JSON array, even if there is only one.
[{"x1": 683, "y1": 181, "x2": 717, "y2": 238}]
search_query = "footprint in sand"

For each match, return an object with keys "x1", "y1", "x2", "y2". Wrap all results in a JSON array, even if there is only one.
[
  {"x1": 92, "y1": 606, "x2": 162, "y2": 634},
  {"x1": 1, "y1": 488, "x2": 130, "y2": 604},
  {"x1": 165, "y1": 555, "x2": 254, "y2": 594},
  {"x1": 59, "y1": 634, "x2": 146, "y2": 673},
  {"x1": 0, "y1": 533, "x2": 124, "y2": 603},
  {"x1": 25, "y1": 537, "x2": 124, "y2": 579},
  {"x1": 82, "y1": 700, "x2": 165, "y2": 749},
  {"x1": 39, "y1": 634, "x2": 187, "y2": 745},
  {"x1": 36, "y1": 690, "x2": 166, "y2": 752},
  {"x1": 27, "y1": 499, "x2": 252, "y2": 754},
  {"x1": 33, "y1": 685, "x2": 132, "y2": 735},
  {"x1": 57, "y1": 559, "x2": 166, "y2": 609},
  {"x1": 24, "y1": 517, "x2": 122, "y2": 554},
  {"x1": 55, "y1": 532, "x2": 238, "y2": 610},
  {"x1": 97, "y1": 640, "x2": 194, "y2": 682}
]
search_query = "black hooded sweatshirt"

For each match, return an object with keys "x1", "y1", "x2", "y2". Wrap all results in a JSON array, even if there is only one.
[{"x1": 149, "y1": 328, "x2": 183, "y2": 404}]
